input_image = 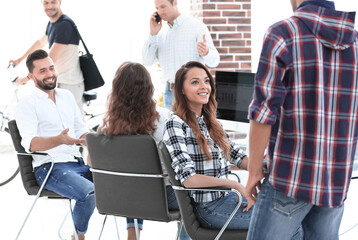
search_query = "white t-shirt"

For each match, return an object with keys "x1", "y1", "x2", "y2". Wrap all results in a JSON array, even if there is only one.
[{"x1": 55, "y1": 44, "x2": 84, "y2": 85}]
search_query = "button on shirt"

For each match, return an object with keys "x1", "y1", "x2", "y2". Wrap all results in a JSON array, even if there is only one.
[
  {"x1": 163, "y1": 114, "x2": 246, "y2": 203},
  {"x1": 15, "y1": 88, "x2": 87, "y2": 168},
  {"x1": 248, "y1": 4, "x2": 358, "y2": 207},
  {"x1": 142, "y1": 14, "x2": 220, "y2": 84}
]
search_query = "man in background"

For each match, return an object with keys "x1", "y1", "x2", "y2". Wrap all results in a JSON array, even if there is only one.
[
  {"x1": 246, "y1": 0, "x2": 358, "y2": 239},
  {"x1": 142, "y1": 0, "x2": 220, "y2": 109},
  {"x1": 9, "y1": 0, "x2": 84, "y2": 112}
]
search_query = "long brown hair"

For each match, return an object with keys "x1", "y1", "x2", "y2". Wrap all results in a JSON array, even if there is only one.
[
  {"x1": 173, "y1": 61, "x2": 230, "y2": 159},
  {"x1": 101, "y1": 62, "x2": 159, "y2": 135}
]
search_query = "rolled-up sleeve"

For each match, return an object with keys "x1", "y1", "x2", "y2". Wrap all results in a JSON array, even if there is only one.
[
  {"x1": 163, "y1": 118, "x2": 196, "y2": 183},
  {"x1": 249, "y1": 28, "x2": 289, "y2": 125},
  {"x1": 201, "y1": 25, "x2": 220, "y2": 67},
  {"x1": 226, "y1": 135, "x2": 247, "y2": 168}
]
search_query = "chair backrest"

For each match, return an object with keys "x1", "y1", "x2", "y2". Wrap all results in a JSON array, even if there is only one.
[
  {"x1": 158, "y1": 141, "x2": 201, "y2": 237},
  {"x1": 8, "y1": 120, "x2": 61, "y2": 198},
  {"x1": 86, "y1": 133, "x2": 180, "y2": 222},
  {"x1": 158, "y1": 141, "x2": 248, "y2": 240}
]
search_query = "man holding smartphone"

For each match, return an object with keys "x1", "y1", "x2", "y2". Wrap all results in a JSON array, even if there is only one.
[{"x1": 142, "y1": 0, "x2": 220, "y2": 109}]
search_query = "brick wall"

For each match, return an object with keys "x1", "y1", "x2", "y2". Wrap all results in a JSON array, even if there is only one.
[{"x1": 190, "y1": 0, "x2": 252, "y2": 75}]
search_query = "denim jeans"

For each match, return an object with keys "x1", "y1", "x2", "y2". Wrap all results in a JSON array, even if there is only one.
[
  {"x1": 166, "y1": 186, "x2": 191, "y2": 240},
  {"x1": 127, "y1": 218, "x2": 143, "y2": 230},
  {"x1": 247, "y1": 179, "x2": 345, "y2": 240},
  {"x1": 193, "y1": 192, "x2": 252, "y2": 230},
  {"x1": 164, "y1": 82, "x2": 173, "y2": 110},
  {"x1": 34, "y1": 159, "x2": 95, "y2": 235}
]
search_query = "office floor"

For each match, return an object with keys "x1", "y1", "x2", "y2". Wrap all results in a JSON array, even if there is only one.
[{"x1": 1, "y1": 137, "x2": 358, "y2": 240}]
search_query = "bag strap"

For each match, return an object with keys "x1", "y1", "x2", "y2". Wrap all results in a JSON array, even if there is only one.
[{"x1": 57, "y1": 18, "x2": 91, "y2": 55}]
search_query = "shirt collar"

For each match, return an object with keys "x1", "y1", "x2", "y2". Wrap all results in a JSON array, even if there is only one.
[
  {"x1": 297, "y1": 0, "x2": 335, "y2": 10},
  {"x1": 33, "y1": 87, "x2": 57, "y2": 100},
  {"x1": 196, "y1": 114, "x2": 206, "y2": 127},
  {"x1": 167, "y1": 14, "x2": 185, "y2": 29}
]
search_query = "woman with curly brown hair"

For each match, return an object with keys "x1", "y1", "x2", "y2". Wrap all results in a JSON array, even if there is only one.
[
  {"x1": 100, "y1": 61, "x2": 168, "y2": 144},
  {"x1": 98, "y1": 61, "x2": 190, "y2": 240},
  {"x1": 163, "y1": 61, "x2": 253, "y2": 231}
]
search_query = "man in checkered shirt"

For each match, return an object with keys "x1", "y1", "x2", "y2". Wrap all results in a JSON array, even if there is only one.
[{"x1": 246, "y1": 0, "x2": 358, "y2": 239}]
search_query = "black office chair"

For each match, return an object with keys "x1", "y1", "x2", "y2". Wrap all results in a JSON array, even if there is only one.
[
  {"x1": 158, "y1": 141, "x2": 248, "y2": 240},
  {"x1": 8, "y1": 120, "x2": 78, "y2": 240},
  {"x1": 86, "y1": 133, "x2": 181, "y2": 240}
]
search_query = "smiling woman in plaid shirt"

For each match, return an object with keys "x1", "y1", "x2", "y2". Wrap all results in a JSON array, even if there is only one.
[{"x1": 163, "y1": 61, "x2": 253, "y2": 230}]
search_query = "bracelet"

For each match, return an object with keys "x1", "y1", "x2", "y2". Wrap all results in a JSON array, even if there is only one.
[{"x1": 233, "y1": 156, "x2": 244, "y2": 168}]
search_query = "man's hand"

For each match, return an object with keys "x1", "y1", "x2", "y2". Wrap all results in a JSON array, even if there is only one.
[
  {"x1": 150, "y1": 12, "x2": 162, "y2": 36},
  {"x1": 16, "y1": 76, "x2": 31, "y2": 85},
  {"x1": 232, "y1": 181, "x2": 254, "y2": 212},
  {"x1": 9, "y1": 59, "x2": 21, "y2": 68},
  {"x1": 244, "y1": 170, "x2": 264, "y2": 206},
  {"x1": 58, "y1": 128, "x2": 86, "y2": 146},
  {"x1": 197, "y1": 34, "x2": 209, "y2": 56},
  {"x1": 79, "y1": 133, "x2": 88, "y2": 147}
]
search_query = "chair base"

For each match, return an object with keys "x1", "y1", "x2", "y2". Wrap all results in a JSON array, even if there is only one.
[{"x1": 98, "y1": 215, "x2": 120, "y2": 240}]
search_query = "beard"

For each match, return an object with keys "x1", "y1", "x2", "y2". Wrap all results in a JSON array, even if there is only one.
[
  {"x1": 45, "y1": 8, "x2": 59, "y2": 18},
  {"x1": 35, "y1": 76, "x2": 57, "y2": 90}
]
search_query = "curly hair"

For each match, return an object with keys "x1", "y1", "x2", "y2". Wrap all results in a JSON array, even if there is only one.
[
  {"x1": 173, "y1": 61, "x2": 230, "y2": 160},
  {"x1": 100, "y1": 62, "x2": 159, "y2": 135}
]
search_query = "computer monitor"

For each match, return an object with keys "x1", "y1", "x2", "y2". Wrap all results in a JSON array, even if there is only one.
[{"x1": 215, "y1": 71, "x2": 255, "y2": 123}]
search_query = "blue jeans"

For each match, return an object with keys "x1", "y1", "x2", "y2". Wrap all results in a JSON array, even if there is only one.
[
  {"x1": 193, "y1": 192, "x2": 252, "y2": 230},
  {"x1": 166, "y1": 186, "x2": 191, "y2": 240},
  {"x1": 164, "y1": 82, "x2": 173, "y2": 110},
  {"x1": 34, "y1": 159, "x2": 95, "y2": 235},
  {"x1": 247, "y1": 179, "x2": 345, "y2": 240},
  {"x1": 127, "y1": 218, "x2": 143, "y2": 230}
]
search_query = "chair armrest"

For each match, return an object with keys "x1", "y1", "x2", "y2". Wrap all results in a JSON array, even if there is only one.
[
  {"x1": 172, "y1": 185, "x2": 243, "y2": 240},
  {"x1": 229, "y1": 171, "x2": 241, "y2": 183},
  {"x1": 171, "y1": 185, "x2": 243, "y2": 213},
  {"x1": 172, "y1": 185, "x2": 241, "y2": 201},
  {"x1": 185, "y1": 186, "x2": 231, "y2": 191},
  {"x1": 17, "y1": 151, "x2": 49, "y2": 156},
  {"x1": 90, "y1": 168, "x2": 168, "y2": 179}
]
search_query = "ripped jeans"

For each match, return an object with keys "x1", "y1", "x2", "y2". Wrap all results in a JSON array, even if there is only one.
[{"x1": 34, "y1": 158, "x2": 95, "y2": 235}]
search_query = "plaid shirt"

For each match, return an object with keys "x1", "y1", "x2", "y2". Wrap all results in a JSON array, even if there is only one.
[
  {"x1": 249, "y1": 4, "x2": 358, "y2": 207},
  {"x1": 163, "y1": 114, "x2": 246, "y2": 203}
]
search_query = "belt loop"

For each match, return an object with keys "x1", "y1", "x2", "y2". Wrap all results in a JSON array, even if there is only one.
[{"x1": 75, "y1": 157, "x2": 84, "y2": 166}]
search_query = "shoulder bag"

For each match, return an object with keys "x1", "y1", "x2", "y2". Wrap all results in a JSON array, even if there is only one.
[{"x1": 63, "y1": 19, "x2": 105, "y2": 91}]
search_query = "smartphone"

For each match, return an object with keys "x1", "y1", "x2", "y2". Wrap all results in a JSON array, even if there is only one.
[{"x1": 155, "y1": 12, "x2": 161, "y2": 23}]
